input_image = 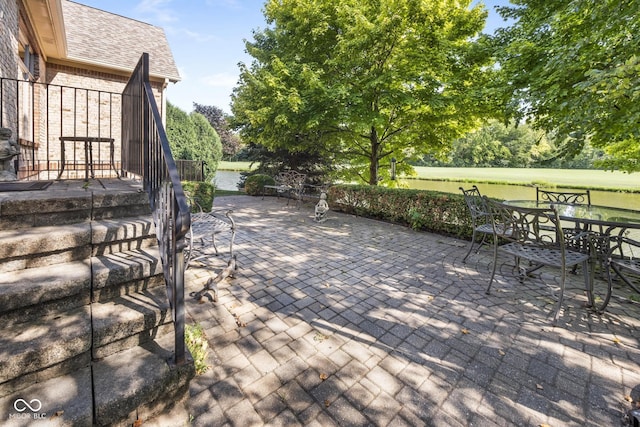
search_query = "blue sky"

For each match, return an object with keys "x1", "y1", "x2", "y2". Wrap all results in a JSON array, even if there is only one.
[{"x1": 77, "y1": 0, "x2": 511, "y2": 114}]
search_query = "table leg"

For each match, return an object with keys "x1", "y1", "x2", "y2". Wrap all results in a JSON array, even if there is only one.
[
  {"x1": 57, "y1": 141, "x2": 66, "y2": 179},
  {"x1": 86, "y1": 141, "x2": 95, "y2": 179},
  {"x1": 109, "y1": 140, "x2": 119, "y2": 178}
]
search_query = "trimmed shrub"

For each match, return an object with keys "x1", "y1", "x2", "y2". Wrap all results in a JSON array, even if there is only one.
[
  {"x1": 244, "y1": 174, "x2": 275, "y2": 196},
  {"x1": 182, "y1": 180, "x2": 214, "y2": 212},
  {"x1": 327, "y1": 184, "x2": 475, "y2": 239}
]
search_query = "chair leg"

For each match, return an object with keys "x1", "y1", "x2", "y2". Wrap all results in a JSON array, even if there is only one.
[
  {"x1": 228, "y1": 228, "x2": 236, "y2": 259},
  {"x1": 592, "y1": 261, "x2": 612, "y2": 313},
  {"x1": 476, "y1": 233, "x2": 488, "y2": 253},
  {"x1": 486, "y1": 242, "x2": 499, "y2": 294},
  {"x1": 463, "y1": 228, "x2": 478, "y2": 263},
  {"x1": 184, "y1": 227, "x2": 194, "y2": 270},
  {"x1": 612, "y1": 263, "x2": 640, "y2": 294},
  {"x1": 211, "y1": 232, "x2": 220, "y2": 256},
  {"x1": 552, "y1": 269, "x2": 567, "y2": 325}
]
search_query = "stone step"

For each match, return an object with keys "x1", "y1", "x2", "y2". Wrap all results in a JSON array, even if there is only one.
[
  {"x1": 93, "y1": 336, "x2": 194, "y2": 426},
  {"x1": 92, "y1": 247, "x2": 165, "y2": 302},
  {"x1": 0, "y1": 366, "x2": 93, "y2": 427},
  {"x1": 0, "y1": 223, "x2": 91, "y2": 273},
  {"x1": 0, "y1": 215, "x2": 157, "y2": 274},
  {"x1": 0, "y1": 260, "x2": 91, "y2": 326},
  {"x1": 0, "y1": 184, "x2": 150, "y2": 231},
  {"x1": 92, "y1": 285, "x2": 173, "y2": 359},
  {"x1": 0, "y1": 191, "x2": 93, "y2": 230},
  {"x1": 0, "y1": 179, "x2": 193, "y2": 425},
  {"x1": 92, "y1": 216, "x2": 157, "y2": 257},
  {"x1": 0, "y1": 305, "x2": 92, "y2": 395},
  {"x1": 0, "y1": 245, "x2": 165, "y2": 325}
]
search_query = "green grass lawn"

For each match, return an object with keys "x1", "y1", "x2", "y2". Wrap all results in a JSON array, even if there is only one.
[
  {"x1": 218, "y1": 161, "x2": 255, "y2": 171},
  {"x1": 218, "y1": 162, "x2": 639, "y2": 192},
  {"x1": 411, "y1": 167, "x2": 639, "y2": 191}
]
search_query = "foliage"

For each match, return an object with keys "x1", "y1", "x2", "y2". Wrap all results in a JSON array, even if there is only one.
[
  {"x1": 166, "y1": 102, "x2": 195, "y2": 158},
  {"x1": 182, "y1": 181, "x2": 215, "y2": 213},
  {"x1": 193, "y1": 103, "x2": 243, "y2": 159},
  {"x1": 190, "y1": 113, "x2": 223, "y2": 179},
  {"x1": 238, "y1": 142, "x2": 334, "y2": 186},
  {"x1": 231, "y1": 0, "x2": 498, "y2": 185},
  {"x1": 166, "y1": 102, "x2": 223, "y2": 182},
  {"x1": 490, "y1": 0, "x2": 640, "y2": 172},
  {"x1": 327, "y1": 185, "x2": 473, "y2": 238},
  {"x1": 244, "y1": 174, "x2": 275, "y2": 196},
  {"x1": 418, "y1": 120, "x2": 605, "y2": 168},
  {"x1": 185, "y1": 323, "x2": 209, "y2": 375}
]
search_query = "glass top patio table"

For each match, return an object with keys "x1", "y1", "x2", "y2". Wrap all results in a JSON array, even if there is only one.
[
  {"x1": 505, "y1": 200, "x2": 640, "y2": 313},
  {"x1": 504, "y1": 200, "x2": 640, "y2": 232}
]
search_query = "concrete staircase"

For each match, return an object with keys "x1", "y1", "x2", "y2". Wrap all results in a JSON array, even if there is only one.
[{"x1": 0, "y1": 181, "x2": 194, "y2": 426}]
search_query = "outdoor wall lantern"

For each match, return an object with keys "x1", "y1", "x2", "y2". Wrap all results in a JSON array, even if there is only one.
[{"x1": 391, "y1": 157, "x2": 397, "y2": 180}]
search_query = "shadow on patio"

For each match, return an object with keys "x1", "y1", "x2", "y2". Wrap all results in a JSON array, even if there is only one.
[{"x1": 182, "y1": 195, "x2": 640, "y2": 427}]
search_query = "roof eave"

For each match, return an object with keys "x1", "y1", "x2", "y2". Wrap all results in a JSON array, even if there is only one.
[
  {"x1": 64, "y1": 56, "x2": 181, "y2": 83},
  {"x1": 22, "y1": 0, "x2": 67, "y2": 60}
]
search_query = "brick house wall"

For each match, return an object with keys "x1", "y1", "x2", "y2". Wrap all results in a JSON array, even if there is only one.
[
  {"x1": 42, "y1": 63, "x2": 166, "y2": 176},
  {"x1": 0, "y1": 0, "x2": 175, "y2": 180},
  {"x1": 0, "y1": 0, "x2": 20, "y2": 131}
]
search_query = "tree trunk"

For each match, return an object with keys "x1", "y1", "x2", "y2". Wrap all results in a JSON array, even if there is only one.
[{"x1": 369, "y1": 126, "x2": 379, "y2": 186}]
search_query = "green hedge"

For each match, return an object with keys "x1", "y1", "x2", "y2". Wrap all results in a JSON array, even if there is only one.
[
  {"x1": 182, "y1": 181, "x2": 214, "y2": 212},
  {"x1": 327, "y1": 184, "x2": 475, "y2": 239},
  {"x1": 244, "y1": 174, "x2": 276, "y2": 196}
]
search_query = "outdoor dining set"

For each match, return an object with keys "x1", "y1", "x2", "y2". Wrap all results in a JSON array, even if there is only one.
[{"x1": 460, "y1": 185, "x2": 640, "y2": 324}]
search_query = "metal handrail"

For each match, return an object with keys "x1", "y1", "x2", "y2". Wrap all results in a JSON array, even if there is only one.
[
  {"x1": 121, "y1": 53, "x2": 191, "y2": 366},
  {"x1": 0, "y1": 76, "x2": 121, "y2": 180},
  {"x1": 175, "y1": 159, "x2": 206, "y2": 182}
]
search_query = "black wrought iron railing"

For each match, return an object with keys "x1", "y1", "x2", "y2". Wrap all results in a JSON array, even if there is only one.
[
  {"x1": 121, "y1": 53, "x2": 191, "y2": 366},
  {"x1": 175, "y1": 159, "x2": 205, "y2": 182},
  {"x1": 0, "y1": 76, "x2": 121, "y2": 180}
]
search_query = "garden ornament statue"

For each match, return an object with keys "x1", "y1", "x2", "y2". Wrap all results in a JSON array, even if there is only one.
[
  {"x1": 315, "y1": 191, "x2": 329, "y2": 223},
  {"x1": 0, "y1": 128, "x2": 19, "y2": 181}
]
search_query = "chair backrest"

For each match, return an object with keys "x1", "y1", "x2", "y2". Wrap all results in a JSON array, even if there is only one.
[
  {"x1": 536, "y1": 188, "x2": 591, "y2": 205},
  {"x1": 277, "y1": 170, "x2": 307, "y2": 189},
  {"x1": 460, "y1": 185, "x2": 490, "y2": 221},
  {"x1": 484, "y1": 197, "x2": 564, "y2": 249}
]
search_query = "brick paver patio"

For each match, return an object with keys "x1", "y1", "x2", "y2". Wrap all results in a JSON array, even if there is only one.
[{"x1": 183, "y1": 195, "x2": 640, "y2": 426}]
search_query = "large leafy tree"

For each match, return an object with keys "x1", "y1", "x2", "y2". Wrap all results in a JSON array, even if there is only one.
[
  {"x1": 231, "y1": 0, "x2": 496, "y2": 185},
  {"x1": 193, "y1": 103, "x2": 242, "y2": 159},
  {"x1": 448, "y1": 121, "x2": 552, "y2": 168},
  {"x1": 491, "y1": 0, "x2": 640, "y2": 172},
  {"x1": 420, "y1": 120, "x2": 603, "y2": 168}
]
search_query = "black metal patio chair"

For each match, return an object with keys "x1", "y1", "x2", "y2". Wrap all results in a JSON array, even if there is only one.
[
  {"x1": 184, "y1": 197, "x2": 236, "y2": 269},
  {"x1": 604, "y1": 235, "x2": 640, "y2": 311},
  {"x1": 460, "y1": 186, "x2": 495, "y2": 263},
  {"x1": 536, "y1": 188, "x2": 591, "y2": 205},
  {"x1": 536, "y1": 187, "x2": 595, "y2": 261},
  {"x1": 484, "y1": 197, "x2": 593, "y2": 324}
]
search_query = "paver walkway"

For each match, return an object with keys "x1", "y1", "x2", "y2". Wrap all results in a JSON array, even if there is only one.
[{"x1": 183, "y1": 195, "x2": 640, "y2": 426}]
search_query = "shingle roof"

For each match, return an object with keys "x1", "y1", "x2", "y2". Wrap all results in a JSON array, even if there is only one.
[{"x1": 61, "y1": 0, "x2": 181, "y2": 81}]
